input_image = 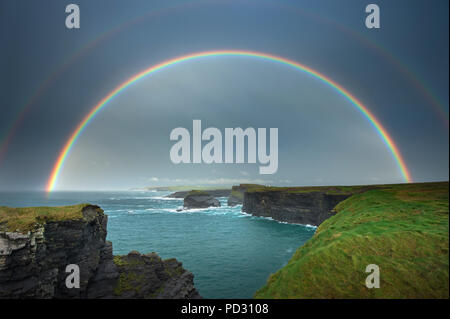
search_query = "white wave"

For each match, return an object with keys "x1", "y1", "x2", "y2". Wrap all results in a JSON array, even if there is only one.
[
  {"x1": 237, "y1": 212, "x2": 317, "y2": 228},
  {"x1": 144, "y1": 208, "x2": 181, "y2": 213},
  {"x1": 180, "y1": 207, "x2": 210, "y2": 213},
  {"x1": 131, "y1": 196, "x2": 159, "y2": 199},
  {"x1": 151, "y1": 196, "x2": 183, "y2": 201}
]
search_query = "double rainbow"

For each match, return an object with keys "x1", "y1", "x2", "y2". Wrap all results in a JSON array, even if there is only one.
[{"x1": 46, "y1": 50, "x2": 412, "y2": 192}]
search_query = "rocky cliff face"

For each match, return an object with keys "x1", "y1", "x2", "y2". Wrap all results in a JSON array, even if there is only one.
[
  {"x1": 242, "y1": 191, "x2": 351, "y2": 226},
  {"x1": 227, "y1": 186, "x2": 244, "y2": 206},
  {"x1": 0, "y1": 205, "x2": 200, "y2": 299},
  {"x1": 227, "y1": 184, "x2": 262, "y2": 206}
]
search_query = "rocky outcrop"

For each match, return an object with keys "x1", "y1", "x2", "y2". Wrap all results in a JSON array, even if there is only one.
[
  {"x1": 242, "y1": 191, "x2": 351, "y2": 226},
  {"x1": 183, "y1": 193, "x2": 221, "y2": 209},
  {"x1": 167, "y1": 189, "x2": 230, "y2": 199},
  {"x1": 109, "y1": 251, "x2": 199, "y2": 298},
  {"x1": 0, "y1": 204, "x2": 200, "y2": 299}
]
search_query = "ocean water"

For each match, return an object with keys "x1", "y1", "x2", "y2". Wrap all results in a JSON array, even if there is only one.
[{"x1": 0, "y1": 191, "x2": 316, "y2": 298}]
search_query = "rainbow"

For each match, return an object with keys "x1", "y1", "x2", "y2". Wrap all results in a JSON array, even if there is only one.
[
  {"x1": 2, "y1": 1, "x2": 447, "y2": 168},
  {"x1": 46, "y1": 50, "x2": 413, "y2": 192}
]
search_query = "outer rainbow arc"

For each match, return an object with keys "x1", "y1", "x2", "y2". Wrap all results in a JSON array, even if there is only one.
[{"x1": 46, "y1": 50, "x2": 412, "y2": 192}]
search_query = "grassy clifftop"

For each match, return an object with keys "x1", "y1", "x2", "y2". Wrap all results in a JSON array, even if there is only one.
[
  {"x1": 0, "y1": 203, "x2": 100, "y2": 233},
  {"x1": 254, "y1": 182, "x2": 449, "y2": 298}
]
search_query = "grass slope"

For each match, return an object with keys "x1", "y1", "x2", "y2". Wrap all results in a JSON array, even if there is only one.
[{"x1": 254, "y1": 182, "x2": 449, "y2": 299}]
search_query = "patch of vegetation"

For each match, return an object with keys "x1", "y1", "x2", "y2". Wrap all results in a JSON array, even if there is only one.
[
  {"x1": 165, "y1": 266, "x2": 183, "y2": 278},
  {"x1": 147, "y1": 284, "x2": 165, "y2": 298},
  {"x1": 113, "y1": 255, "x2": 127, "y2": 267},
  {"x1": 254, "y1": 182, "x2": 449, "y2": 299},
  {"x1": 163, "y1": 258, "x2": 184, "y2": 278},
  {"x1": 0, "y1": 204, "x2": 95, "y2": 233},
  {"x1": 113, "y1": 255, "x2": 146, "y2": 268},
  {"x1": 113, "y1": 272, "x2": 145, "y2": 296}
]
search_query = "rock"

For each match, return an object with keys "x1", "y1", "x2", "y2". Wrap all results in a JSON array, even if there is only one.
[
  {"x1": 0, "y1": 204, "x2": 201, "y2": 299},
  {"x1": 110, "y1": 252, "x2": 200, "y2": 299},
  {"x1": 183, "y1": 192, "x2": 221, "y2": 209}
]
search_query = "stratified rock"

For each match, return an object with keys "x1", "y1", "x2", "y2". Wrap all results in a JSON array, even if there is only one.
[
  {"x1": 242, "y1": 190, "x2": 350, "y2": 226},
  {"x1": 0, "y1": 204, "x2": 201, "y2": 299},
  {"x1": 183, "y1": 192, "x2": 221, "y2": 209}
]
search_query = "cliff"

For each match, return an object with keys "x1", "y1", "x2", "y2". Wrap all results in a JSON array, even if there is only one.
[
  {"x1": 255, "y1": 182, "x2": 449, "y2": 298},
  {"x1": 0, "y1": 204, "x2": 200, "y2": 299},
  {"x1": 242, "y1": 189, "x2": 352, "y2": 226},
  {"x1": 227, "y1": 184, "x2": 263, "y2": 206}
]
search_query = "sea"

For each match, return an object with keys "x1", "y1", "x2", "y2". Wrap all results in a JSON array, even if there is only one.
[{"x1": 0, "y1": 190, "x2": 316, "y2": 298}]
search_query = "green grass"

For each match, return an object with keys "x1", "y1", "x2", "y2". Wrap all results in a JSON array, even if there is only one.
[
  {"x1": 0, "y1": 203, "x2": 96, "y2": 233},
  {"x1": 246, "y1": 182, "x2": 448, "y2": 196},
  {"x1": 246, "y1": 185, "x2": 369, "y2": 195},
  {"x1": 254, "y1": 182, "x2": 449, "y2": 299}
]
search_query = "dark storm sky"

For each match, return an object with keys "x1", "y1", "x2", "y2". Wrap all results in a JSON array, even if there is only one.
[{"x1": 0, "y1": 0, "x2": 448, "y2": 191}]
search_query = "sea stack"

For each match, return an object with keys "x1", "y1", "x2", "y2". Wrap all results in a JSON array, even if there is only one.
[{"x1": 183, "y1": 191, "x2": 221, "y2": 209}]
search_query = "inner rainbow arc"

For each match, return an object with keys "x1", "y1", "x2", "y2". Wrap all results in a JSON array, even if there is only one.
[{"x1": 46, "y1": 50, "x2": 412, "y2": 192}]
